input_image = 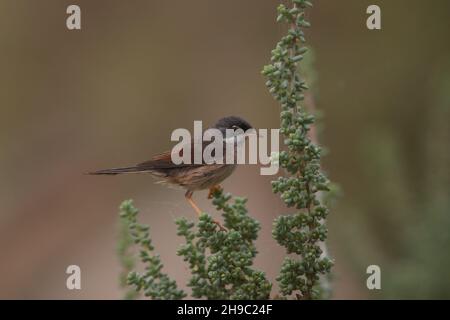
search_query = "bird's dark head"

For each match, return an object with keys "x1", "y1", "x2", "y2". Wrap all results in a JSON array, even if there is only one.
[{"x1": 214, "y1": 116, "x2": 252, "y2": 132}]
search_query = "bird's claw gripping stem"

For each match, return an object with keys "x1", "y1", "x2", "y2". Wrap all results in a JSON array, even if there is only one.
[{"x1": 185, "y1": 189, "x2": 227, "y2": 232}]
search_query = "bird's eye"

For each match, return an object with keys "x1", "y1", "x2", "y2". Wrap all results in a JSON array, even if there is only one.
[{"x1": 232, "y1": 125, "x2": 240, "y2": 130}]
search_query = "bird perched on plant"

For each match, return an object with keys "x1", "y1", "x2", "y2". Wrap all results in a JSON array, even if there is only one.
[{"x1": 89, "y1": 116, "x2": 253, "y2": 230}]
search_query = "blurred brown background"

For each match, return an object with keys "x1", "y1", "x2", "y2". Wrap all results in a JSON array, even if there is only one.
[{"x1": 0, "y1": 0, "x2": 449, "y2": 299}]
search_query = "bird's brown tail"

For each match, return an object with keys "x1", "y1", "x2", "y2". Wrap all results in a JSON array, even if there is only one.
[{"x1": 88, "y1": 166, "x2": 150, "y2": 175}]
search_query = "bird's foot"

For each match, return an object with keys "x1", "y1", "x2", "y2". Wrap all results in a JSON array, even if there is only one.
[
  {"x1": 186, "y1": 190, "x2": 227, "y2": 232},
  {"x1": 208, "y1": 185, "x2": 223, "y2": 199},
  {"x1": 212, "y1": 219, "x2": 227, "y2": 232}
]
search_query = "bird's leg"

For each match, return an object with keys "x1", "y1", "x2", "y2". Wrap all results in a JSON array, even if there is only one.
[
  {"x1": 185, "y1": 190, "x2": 202, "y2": 216},
  {"x1": 185, "y1": 190, "x2": 227, "y2": 232},
  {"x1": 208, "y1": 185, "x2": 223, "y2": 199}
]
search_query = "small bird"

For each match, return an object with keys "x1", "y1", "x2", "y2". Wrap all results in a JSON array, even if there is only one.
[{"x1": 89, "y1": 116, "x2": 252, "y2": 230}]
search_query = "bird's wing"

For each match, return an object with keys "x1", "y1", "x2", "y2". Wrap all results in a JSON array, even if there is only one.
[
  {"x1": 137, "y1": 140, "x2": 214, "y2": 169},
  {"x1": 89, "y1": 140, "x2": 224, "y2": 175},
  {"x1": 136, "y1": 151, "x2": 190, "y2": 169}
]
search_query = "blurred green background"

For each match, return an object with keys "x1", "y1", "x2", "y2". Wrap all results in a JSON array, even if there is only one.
[{"x1": 0, "y1": 0, "x2": 449, "y2": 299}]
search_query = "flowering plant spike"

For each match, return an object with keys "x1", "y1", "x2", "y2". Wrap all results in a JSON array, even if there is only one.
[{"x1": 262, "y1": 0, "x2": 334, "y2": 299}]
